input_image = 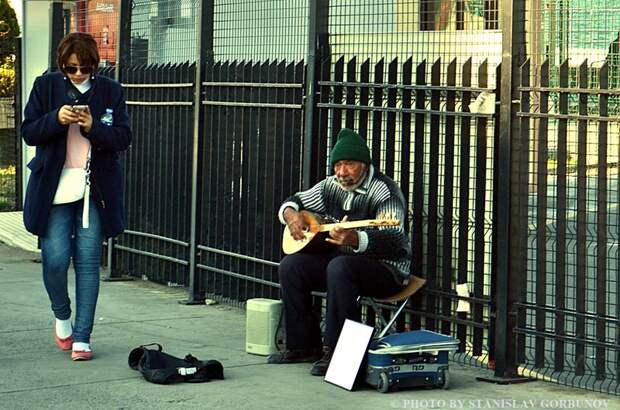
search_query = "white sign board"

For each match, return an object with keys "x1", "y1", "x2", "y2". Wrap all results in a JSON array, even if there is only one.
[{"x1": 324, "y1": 319, "x2": 374, "y2": 390}]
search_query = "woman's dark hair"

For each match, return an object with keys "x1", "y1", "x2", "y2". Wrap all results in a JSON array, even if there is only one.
[{"x1": 57, "y1": 32, "x2": 100, "y2": 74}]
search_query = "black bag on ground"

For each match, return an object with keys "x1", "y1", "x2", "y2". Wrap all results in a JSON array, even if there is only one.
[{"x1": 128, "y1": 343, "x2": 224, "y2": 384}]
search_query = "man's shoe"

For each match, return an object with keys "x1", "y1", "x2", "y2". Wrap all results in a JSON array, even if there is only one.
[
  {"x1": 267, "y1": 348, "x2": 321, "y2": 364},
  {"x1": 310, "y1": 346, "x2": 332, "y2": 376}
]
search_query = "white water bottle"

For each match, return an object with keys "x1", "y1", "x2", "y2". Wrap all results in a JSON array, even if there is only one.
[{"x1": 101, "y1": 108, "x2": 113, "y2": 126}]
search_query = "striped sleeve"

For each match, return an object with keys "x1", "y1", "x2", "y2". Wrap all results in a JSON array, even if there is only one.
[
  {"x1": 281, "y1": 179, "x2": 327, "y2": 215},
  {"x1": 362, "y1": 195, "x2": 410, "y2": 260}
]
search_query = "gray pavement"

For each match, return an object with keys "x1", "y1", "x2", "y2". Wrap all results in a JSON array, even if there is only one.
[{"x1": 0, "y1": 242, "x2": 617, "y2": 410}]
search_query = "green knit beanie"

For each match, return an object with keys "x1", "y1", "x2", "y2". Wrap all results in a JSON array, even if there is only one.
[{"x1": 330, "y1": 128, "x2": 371, "y2": 167}]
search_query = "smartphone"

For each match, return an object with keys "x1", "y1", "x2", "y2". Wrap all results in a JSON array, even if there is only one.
[{"x1": 72, "y1": 105, "x2": 89, "y2": 113}]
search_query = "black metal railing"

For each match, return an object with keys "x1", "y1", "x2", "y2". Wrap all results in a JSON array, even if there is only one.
[
  {"x1": 514, "y1": 58, "x2": 620, "y2": 394},
  {"x1": 112, "y1": 63, "x2": 195, "y2": 286},
  {"x1": 196, "y1": 60, "x2": 305, "y2": 306},
  {"x1": 315, "y1": 55, "x2": 498, "y2": 362},
  {"x1": 49, "y1": 0, "x2": 620, "y2": 395}
]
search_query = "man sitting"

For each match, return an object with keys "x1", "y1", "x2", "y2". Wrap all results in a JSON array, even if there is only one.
[{"x1": 268, "y1": 128, "x2": 412, "y2": 376}]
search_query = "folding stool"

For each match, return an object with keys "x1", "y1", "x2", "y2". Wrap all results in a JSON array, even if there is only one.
[{"x1": 363, "y1": 275, "x2": 426, "y2": 338}]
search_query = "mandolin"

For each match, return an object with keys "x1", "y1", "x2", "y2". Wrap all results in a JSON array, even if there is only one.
[{"x1": 282, "y1": 210, "x2": 400, "y2": 255}]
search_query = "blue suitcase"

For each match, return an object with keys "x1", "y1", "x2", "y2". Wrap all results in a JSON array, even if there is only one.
[{"x1": 366, "y1": 330, "x2": 459, "y2": 393}]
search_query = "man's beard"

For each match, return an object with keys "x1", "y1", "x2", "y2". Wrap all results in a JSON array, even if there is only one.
[
  {"x1": 337, "y1": 173, "x2": 365, "y2": 192},
  {"x1": 337, "y1": 176, "x2": 356, "y2": 189}
]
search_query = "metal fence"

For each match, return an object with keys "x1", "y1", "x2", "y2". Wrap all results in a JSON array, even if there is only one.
[
  {"x1": 197, "y1": 60, "x2": 305, "y2": 305},
  {"x1": 67, "y1": 0, "x2": 118, "y2": 66},
  {"x1": 314, "y1": 55, "x2": 498, "y2": 362},
  {"x1": 112, "y1": 63, "x2": 195, "y2": 285},
  {"x1": 129, "y1": 0, "x2": 198, "y2": 65},
  {"x1": 515, "y1": 58, "x2": 620, "y2": 391},
  {"x1": 0, "y1": 127, "x2": 16, "y2": 211},
  {"x1": 515, "y1": 0, "x2": 620, "y2": 393},
  {"x1": 0, "y1": 44, "x2": 18, "y2": 211},
  {"x1": 212, "y1": 0, "x2": 308, "y2": 62},
  {"x1": 328, "y1": 0, "x2": 501, "y2": 74},
  {"x1": 54, "y1": 0, "x2": 620, "y2": 395}
]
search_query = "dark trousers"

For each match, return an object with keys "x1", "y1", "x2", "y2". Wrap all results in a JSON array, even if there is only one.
[{"x1": 279, "y1": 252, "x2": 403, "y2": 350}]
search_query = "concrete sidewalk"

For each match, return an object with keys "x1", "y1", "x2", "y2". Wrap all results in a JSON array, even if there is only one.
[
  {"x1": 0, "y1": 211, "x2": 38, "y2": 253},
  {"x1": 0, "y1": 242, "x2": 616, "y2": 410}
]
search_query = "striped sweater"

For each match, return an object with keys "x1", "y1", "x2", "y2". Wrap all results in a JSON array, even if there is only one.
[{"x1": 278, "y1": 165, "x2": 412, "y2": 283}]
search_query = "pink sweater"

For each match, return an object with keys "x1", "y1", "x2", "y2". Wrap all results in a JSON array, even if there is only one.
[
  {"x1": 64, "y1": 123, "x2": 90, "y2": 168},
  {"x1": 64, "y1": 79, "x2": 92, "y2": 168}
]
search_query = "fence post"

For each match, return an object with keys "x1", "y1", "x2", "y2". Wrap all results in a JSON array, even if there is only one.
[
  {"x1": 102, "y1": 0, "x2": 133, "y2": 281},
  {"x1": 116, "y1": 0, "x2": 132, "y2": 72},
  {"x1": 181, "y1": 0, "x2": 214, "y2": 304},
  {"x1": 14, "y1": 37, "x2": 22, "y2": 210},
  {"x1": 302, "y1": 0, "x2": 330, "y2": 189},
  {"x1": 478, "y1": 0, "x2": 530, "y2": 383},
  {"x1": 48, "y1": 1, "x2": 64, "y2": 72}
]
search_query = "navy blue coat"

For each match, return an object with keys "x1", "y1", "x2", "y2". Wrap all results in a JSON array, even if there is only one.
[{"x1": 21, "y1": 72, "x2": 132, "y2": 238}]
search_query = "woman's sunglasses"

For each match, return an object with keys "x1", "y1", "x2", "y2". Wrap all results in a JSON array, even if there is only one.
[{"x1": 64, "y1": 65, "x2": 93, "y2": 75}]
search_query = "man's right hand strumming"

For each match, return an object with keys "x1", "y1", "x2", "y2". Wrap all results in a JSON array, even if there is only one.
[{"x1": 283, "y1": 208, "x2": 308, "y2": 241}]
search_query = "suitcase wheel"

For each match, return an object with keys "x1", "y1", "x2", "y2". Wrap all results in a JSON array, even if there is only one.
[
  {"x1": 377, "y1": 372, "x2": 390, "y2": 393},
  {"x1": 441, "y1": 370, "x2": 450, "y2": 389}
]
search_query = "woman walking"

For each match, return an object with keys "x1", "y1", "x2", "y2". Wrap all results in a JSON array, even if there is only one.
[{"x1": 21, "y1": 32, "x2": 132, "y2": 361}]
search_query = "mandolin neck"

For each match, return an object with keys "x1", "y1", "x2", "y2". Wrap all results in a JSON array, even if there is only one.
[{"x1": 317, "y1": 220, "x2": 387, "y2": 232}]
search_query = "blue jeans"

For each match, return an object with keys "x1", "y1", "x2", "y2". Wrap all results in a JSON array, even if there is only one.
[{"x1": 40, "y1": 198, "x2": 103, "y2": 344}]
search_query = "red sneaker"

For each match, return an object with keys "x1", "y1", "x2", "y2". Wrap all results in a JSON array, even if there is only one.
[
  {"x1": 71, "y1": 350, "x2": 94, "y2": 361},
  {"x1": 54, "y1": 322, "x2": 73, "y2": 351}
]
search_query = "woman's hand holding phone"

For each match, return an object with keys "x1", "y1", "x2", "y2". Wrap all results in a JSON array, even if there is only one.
[
  {"x1": 72, "y1": 105, "x2": 88, "y2": 113},
  {"x1": 57, "y1": 105, "x2": 92, "y2": 131},
  {"x1": 58, "y1": 105, "x2": 80, "y2": 125},
  {"x1": 73, "y1": 105, "x2": 93, "y2": 132}
]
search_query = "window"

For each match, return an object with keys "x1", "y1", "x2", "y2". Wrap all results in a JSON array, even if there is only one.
[{"x1": 420, "y1": 0, "x2": 498, "y2": 31}]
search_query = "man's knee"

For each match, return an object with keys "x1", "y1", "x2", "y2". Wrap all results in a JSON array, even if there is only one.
[
  {"x1": 326, "y1": 256, "x2": 356, "y2": 286},
  {"x1": 278, "y1": 254, "x2": 308, "y2": 287},
  {"x1": 278, "y1": 256, "x2": 294, "y2": 287}
]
